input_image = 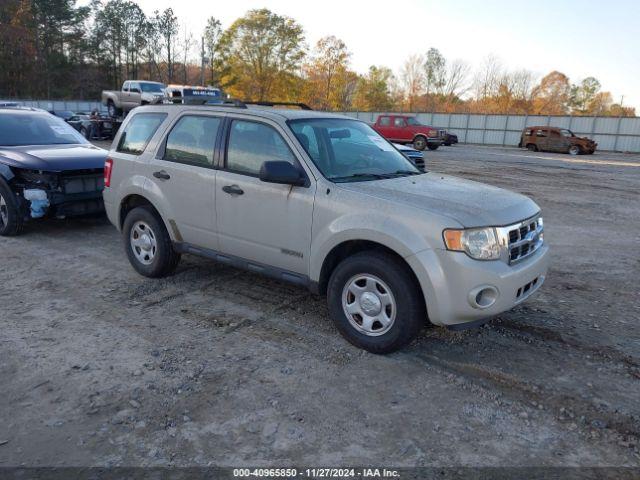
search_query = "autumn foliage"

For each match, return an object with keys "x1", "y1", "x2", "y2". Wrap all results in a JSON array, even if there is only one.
[{"x1": 0, "y1": 1, "x2": 635, "y2": 117}]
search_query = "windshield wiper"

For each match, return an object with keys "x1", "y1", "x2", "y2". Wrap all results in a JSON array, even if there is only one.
[
  {"x1": 330, "y1": 173, "x2": 389, "y2": 182},
  {"x1": 330, "y1": 171, "x2": 421, "y2": 182}
]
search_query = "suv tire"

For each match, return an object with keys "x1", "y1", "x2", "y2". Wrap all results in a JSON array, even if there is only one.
[
  {"x1": 427, "y1": 143, "x2": 439, "y2": 151},
  {"x1": 527, "y1": 144, "x2": 538, "y2": 152},
  {"x1": 107, "y1": 100, "x2": 121, "y2": 118},
  {"x1": 0, "y1": 178, "x2": 24, "y2": 236},
  {"x1": 327, "y1": 251, "x2": 425, "y2": 354},
  {"x1": 568, "y1": 145, "x2": 581, "y2": 156},
  {"x1": 123, "y1": 206, "x2": 181, "y2": 278}
]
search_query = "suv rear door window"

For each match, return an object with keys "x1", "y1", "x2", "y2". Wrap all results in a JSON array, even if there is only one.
[
  {"x1": 117, "y1": 113, "x2": 166, "y2": 155},
  {"x1": 225, "y1": 120, "x2": 296, "y2": 176},
  {"x1": 163, "y1": 115, "x2": 220, "y2": 167},
  {"x1": 394, "y1": 117, "x2": 406, "y2": 127}
]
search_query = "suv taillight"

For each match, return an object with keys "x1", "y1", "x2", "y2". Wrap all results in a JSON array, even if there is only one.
[{"x1": 104, "y1": 158, "x2": 113, "y2": 188}]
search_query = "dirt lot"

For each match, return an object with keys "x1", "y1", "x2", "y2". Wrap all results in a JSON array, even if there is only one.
[{"x1": 1, "y1": 144, "x2": 639, "y2": 468}]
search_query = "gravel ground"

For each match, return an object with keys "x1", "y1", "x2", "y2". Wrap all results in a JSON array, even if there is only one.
[{"x1": 1, "y1": 144, "x2": 639, "y2": 468}]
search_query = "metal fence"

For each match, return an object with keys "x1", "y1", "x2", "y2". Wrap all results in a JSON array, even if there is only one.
[
  {"x1": 335, "y1": 111, "x2": 640, "y2": 153},
  {"x1": 1, "y1": 98, "x2": 105, "y2": 114},
  {"x1": 3, "y1": 98, "x2": 639, "y2": 152}
]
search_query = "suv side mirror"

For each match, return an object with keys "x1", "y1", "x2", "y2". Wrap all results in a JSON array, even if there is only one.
[{"x1": 259, "y1": 161, "x2": 306, "y2": 187}]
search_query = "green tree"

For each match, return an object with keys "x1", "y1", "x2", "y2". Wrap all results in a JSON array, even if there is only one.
[
  {"x1": 203, "y1": 16, "x2": 224, "y2": 86},
  {"x1": 218, "y1": 9, "x2": 306, "y2": 100},
  {"x1": 353, "y1": 66, "x2": 395, "y2": 111},
  {"x1": 31, "y1": 0, "x2": 90, "y2": 97},
  {"x1": 0, "y1": 0, "x2": 35, "y2": 97},
  {"x1": 155, "y1": 8, "x2": 178, "y2": 82},
  {"x1": 424, "y1": 48, "x2": 446, "y2": 95},
  {"x1": 570, "y1": 77, "x2": 601, "y2": 114}
]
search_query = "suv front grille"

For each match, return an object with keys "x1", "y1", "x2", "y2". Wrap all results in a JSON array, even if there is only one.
[
  {"x1": 503, "y1": 215, "x2": 543, "y2": 264},
  {"x1": 62, "y1": 172, "x2": 104, "y2": 194}
]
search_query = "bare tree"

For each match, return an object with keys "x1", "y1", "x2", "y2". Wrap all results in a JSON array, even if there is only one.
[
  {"x1": 400, "y1": 54, "x2": 424, "y2": 111},
  {"x1": 180, "y1": 24, "x2": 194, "y2": 84},
  {"x1": 473, "y1": 54, "x2": 502, "y2": 100},
  {"x1": 443, "y1": 59, "x2": 470, "y2": 98}
]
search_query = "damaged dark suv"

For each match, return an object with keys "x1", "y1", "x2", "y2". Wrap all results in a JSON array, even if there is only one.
[{"x1": 0, "y1": 108, "x2": 108, "y2": 236}]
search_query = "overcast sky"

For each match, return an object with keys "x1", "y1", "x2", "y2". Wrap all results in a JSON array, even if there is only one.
[{"x1": 88, "y1": 0, "x2": 640, "y2": 110}]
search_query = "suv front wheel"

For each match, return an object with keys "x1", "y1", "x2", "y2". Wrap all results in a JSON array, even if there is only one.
[
  {"x1": 327, "y1": 251, "x2": 425, "y2": 353},
  {"x1": 123, "y1": 206, "x2": 181, "y2": 278}
]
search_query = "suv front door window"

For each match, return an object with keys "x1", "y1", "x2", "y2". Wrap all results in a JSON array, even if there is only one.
[{"x1": 215, "y1": 118, "x2": 315, "y2": 274}]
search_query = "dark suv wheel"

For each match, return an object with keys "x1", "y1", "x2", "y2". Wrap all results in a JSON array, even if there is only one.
[
  {"x1": 0, "y1": 178, "x2": 23, "y2": 236},
  {"x1": 122, "y1": 206, "x2": 181, "y2": 277},
  {"x1": 327, "y1": 251, "x2": 426, "y2": 353}
]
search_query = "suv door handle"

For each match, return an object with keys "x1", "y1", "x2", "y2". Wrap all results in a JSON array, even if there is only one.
[
  {"x1": 222, "y1": 185, "x2": 244, "y2": 196},
  {"x1": 153, "y1": 170, "x2": 170, "y2": 180}
]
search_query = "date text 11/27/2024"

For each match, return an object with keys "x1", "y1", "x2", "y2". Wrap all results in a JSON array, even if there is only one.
[{"x1": 233, "y1": 468, "x2": 401, "y2": 478}]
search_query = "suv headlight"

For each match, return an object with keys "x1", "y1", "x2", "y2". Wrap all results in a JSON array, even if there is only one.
[{"x1": 443, "y1": 227, "x2": 501, "y2": 260}]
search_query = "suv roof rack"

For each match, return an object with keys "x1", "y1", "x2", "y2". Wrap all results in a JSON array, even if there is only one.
[
  {"x1": 178, "y1": 99, "x2": 313, "y2": 110},
  {"x1": 242, "y1": 101, "x2": 313, "y2": 110}
]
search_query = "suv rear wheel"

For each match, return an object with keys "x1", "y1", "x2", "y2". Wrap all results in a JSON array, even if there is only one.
[
  {"x1": 123, "y1": 206, "x2": 180, "y2": 277},
  {"x1": 327, "y1": 251, "x2": 425, "y2": 353},
  {"x1": 0, "y1": 178, "x2": 23, "y2": 236},
  {"x1": 527, "y1": 144, "x2": 538, "y2": 152}
]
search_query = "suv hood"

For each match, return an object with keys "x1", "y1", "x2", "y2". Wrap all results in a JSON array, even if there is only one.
[
  {"x1": 0, "y1": 144, "x2": 107, "y2": 172},
  {"x1": 572, "y1": 136, "x2": 596, "y2": 146},
  {"x1": 339, "y1": 173, "x2": 539, "y2": 228}
]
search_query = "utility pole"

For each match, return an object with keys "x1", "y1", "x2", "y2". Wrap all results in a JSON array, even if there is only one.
[{"x1": 200, "y1": 37, "x2": 205, "y2": 86}]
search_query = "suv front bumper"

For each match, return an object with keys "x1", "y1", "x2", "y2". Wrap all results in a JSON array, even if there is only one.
[{"x1": 406, "y1": 245, "x2": 550, "y2": 327}]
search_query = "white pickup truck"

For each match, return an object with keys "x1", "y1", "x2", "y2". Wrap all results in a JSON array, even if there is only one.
[{"x1": 101, "y1": 80, "x2": 165, "y2": 117}]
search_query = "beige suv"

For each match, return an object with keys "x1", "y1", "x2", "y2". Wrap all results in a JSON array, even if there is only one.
[{"x1": 103, "y1": 104, "x2": 549, "y2": 353}]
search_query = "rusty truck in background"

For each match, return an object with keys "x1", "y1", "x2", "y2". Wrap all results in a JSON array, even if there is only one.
[{"x1": 519, "y1": 126, "x2": 597, "y2": 155}]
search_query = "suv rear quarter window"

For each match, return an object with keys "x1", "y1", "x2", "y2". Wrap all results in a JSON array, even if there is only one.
[
  {"x1": 378, "y1": 116, "x2": 391, "y2": 126},
  {"x1": 117, "y1": 113, "x2": 166, "y2": 155},
  {"x1": 163, "y1": 115, "x2": 221, "y2": 167}
]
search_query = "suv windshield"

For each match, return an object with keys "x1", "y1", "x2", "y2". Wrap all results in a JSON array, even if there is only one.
[
  {"x1": 140, "y1": 83, "x2": 165, "y2": 93},
  {"x1": 0, "y1": 112, "x2": 87, "y2": 146},
  {"x1": 406, "y1": 117, "x2": 422, "y2": 126},
  {"x1": 560, "y1": 129, "x2": 575, "y2": 138},
  {"x1": 289, "y1": 118, "x2": 420, "y2": 182}
]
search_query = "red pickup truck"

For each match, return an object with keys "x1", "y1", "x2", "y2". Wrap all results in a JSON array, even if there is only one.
[{"x1": 371, "y1": 114, "x2": 441, "y2": 151}]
